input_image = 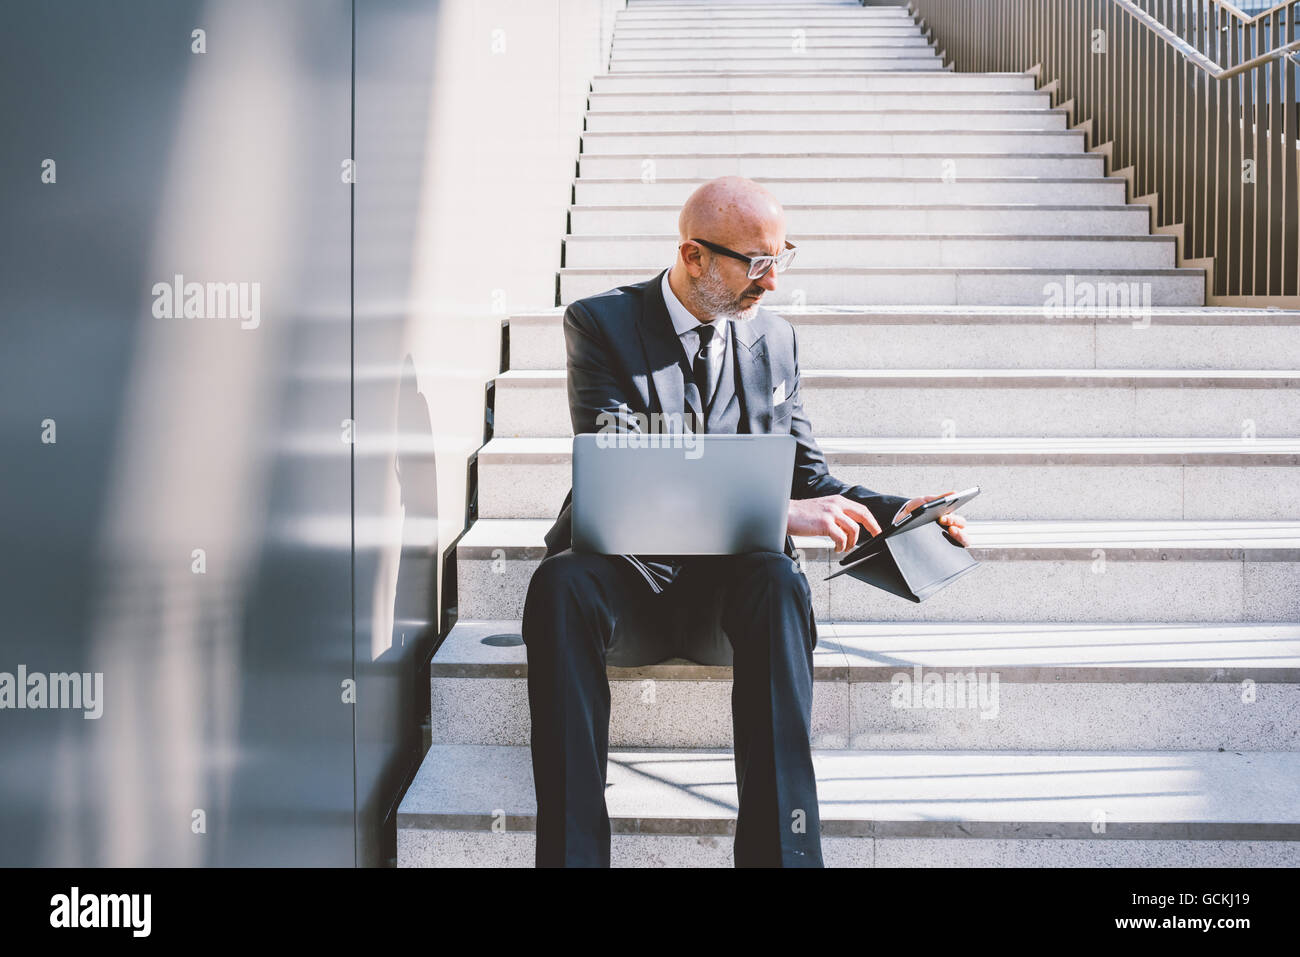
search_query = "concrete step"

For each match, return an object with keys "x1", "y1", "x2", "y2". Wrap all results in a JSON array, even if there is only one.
[
  {"x1": 584, "y1": 108, "x2": 1068, "y2": 132},
  {"x1": 613, "y1": 33, "x2": 930, "y2": 47},
  {"x1": 626, "y1": 0, "x2": 874, "y2": 5},
  {"x1": 616, "y1": 12, "x2": 917, "y2": 24},
  {"x1": 609, "y1": 55, "x2": 945, "y2": 72},
  {"x1": 473, "y1": 436, "x2": 1300, "y2": 521},
  {"x1": 586, "y1": 90, "x2": 1053, "y2": 110},
  {"x1": 562, "y1": 234, "x2": 1176, "y2": 269},
  {"x1": 425, "y1": 619, "x2": 1300, "y2": 750},
  {"x1": 612, "y1": 37, "x2": 934, "y2": 51},
  {"x1": 624, "y1": 0, "x2": 897, "y2": 7},
  {"x1": 616, "y1": 10, "x2": 918, "y2": 23},
  {"x1": 626, "y1": 0, "x2": 870, "y2": 5},
  {"x1": 453, "y1": 517, "x2": 1300, "y2": 621},
  {"x1": 580, "y1": 129, "x2": 1082, "y2": 154},
  {"x1": 397, "y1": 744, "x2": 1300, "y2": 866},
  {"x1": 578, "y1": 153, "x2": 1106, "y2": 179},
  {"x1": 573, "y1": 176, "x2": 1127, "y2": 205},
  {"x1": 570, "y1": 204, "x2": 1144, "y2": 235},
  {"x1": 558, "y1": 266, "x2": 1203, "y2": 306},
  {"x1": 626, "y1": 0, "x2": 869, "y2": 5},
  {"x1": 588, "y1": 71, "x2": 1037, "y2": 92},
  {"x1": 612, "y1": 32, "x2": 931, "y2": 49},
  {"x1": 506, "y1": 306, "x2": 1300, "y2": 371},
  {"x1": 493, "y1": 368, "x2": 1292, "y2": 437}
]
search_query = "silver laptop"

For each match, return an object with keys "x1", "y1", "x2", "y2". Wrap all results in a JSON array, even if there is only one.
[{"x1": 571, "y1": 432, "x2": 796, "y2": 554}]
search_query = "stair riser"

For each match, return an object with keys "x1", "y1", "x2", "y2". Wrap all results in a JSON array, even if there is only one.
[
  {"x1": 588, "y1": 92, "x2": 1053, "y2": 110},
  {"x1": 626, "y1": 0, "x2": 881, "y2": 5},
  {"x1": 610, "y1": 57, "x2": 944, "y2": 71},
  {"x1": 559, "y1": 269, "x2": 1203, "y2": 306},
  {"x1": 617, "y1": 13, "x2": 918, "y2": 23},
  {"x1": 563, "y1": 237, "x2": 1176, "y2": 269},
  {"x1": 571, "y1": 207, "x2": 1138, "y2": 234},
  {"x1": 476, "y1": 458, "x2": 1299, "y2": 521},
  {"x1": 494, "y1": 378, "x2": 1293, "y2": 438},
  {"x1": 626, "y1": 0, "x2": 876, "y2": 5},
  {"x1": 590, "y1": 74, "x2": 1036, "y2": 92},
  {"x1": 614, "y1": 32, "x2": 931, "y2": 43},
  {"x1": 508, "y1": 318, "x2": 1299, "y2": 371},
  {"x1": 578, "y1": 155, "x2": 1106, "y2": 178},
  {"x1": 612, "y1": 35, "x2": 932, "y2": 49},
  {"x1": 456, "y1": 553, "x2": 1300, "y2": 621},
  {"x1": 430, "y1": 675, "x2": 1300, "y2": 750},
  {"x1": 574, "y1": 179, "x2": 1126, "y2": 205},
  {"x1": 617, "y1": 14, "x2": 918, "y2": 25},
  {"x1": 397, "y1": 830, "x2": 1300, "y2": 867},
  {"x1": 581, "y1": 131, "x2": 1079, "y2": 153},
  {"x1": 585, "y1": 111, "x2": 1065, "y2": 132}
]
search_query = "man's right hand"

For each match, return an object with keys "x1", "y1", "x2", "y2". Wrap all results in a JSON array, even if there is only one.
[{"x1": 787, "y1": 494, "x2": 884, "y2": 554}]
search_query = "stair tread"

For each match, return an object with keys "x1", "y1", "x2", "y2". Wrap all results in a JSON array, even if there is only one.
[
  {"x1": 587, "y1": 109, "x2": 1061, "y2": 117},
  {"x1": 478, "y1": 435, "x2": 1300, "y2": 456},
  {"x1": 559, "y1": 265, "x2": 1201, "y2": 274},
  {"x1": 574, "y1": 175, "x2": 1121, "y2": 182},
  {"x1": 507, "y1": 304, "x2": 1299, "y2": 320},
  {"x1": 587, "y1": 124, "x2": 1069, "y2": 130},
  {"x1": 495, "y1": 367, "x2": 1295, "y2": 380},
  {"x1": 434, "y1": 618, "x2": 1300, "y2": 675},
  {"x1": 580, "y1": 151, "x2": 1101, "y2": 158},
  {"x1": 565, "y1": 232, "x2": 1172, "y2": 241},
  {"x1": 571, "y1": 203, "x2": 1133, "y2": 210},
  {"x1": 595, "y1": 71, "x2": 1030, "y2": 78},
  {"x1": 457, "y1": 517, "x2": 1300, "y2": 550},
  {"x1": 398, "y1": 744, "x2": 1300, "y2": 832}
]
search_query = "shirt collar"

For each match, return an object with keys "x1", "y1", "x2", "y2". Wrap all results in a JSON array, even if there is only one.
[{"x1": 662, "y1": 268, "x2": 728, "y2": 342}]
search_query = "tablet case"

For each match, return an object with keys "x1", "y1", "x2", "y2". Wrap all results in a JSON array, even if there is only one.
[{"x1": 824, "y1": 489, "x2": 982, "y2": 602}]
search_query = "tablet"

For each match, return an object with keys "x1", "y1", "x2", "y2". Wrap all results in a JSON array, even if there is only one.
[{"x1": 838, "y1": 486, "x2": 980, "y2": 566}]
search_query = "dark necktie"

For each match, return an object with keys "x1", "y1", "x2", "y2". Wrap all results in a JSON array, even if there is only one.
[{"x1": 692, "y1": 323, "x2": 716, "y2": 430}]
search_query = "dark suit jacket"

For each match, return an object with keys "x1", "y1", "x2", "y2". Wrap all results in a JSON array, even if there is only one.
[{"x1": 542, "y1": 268, "x2": 910, "y2": 584}]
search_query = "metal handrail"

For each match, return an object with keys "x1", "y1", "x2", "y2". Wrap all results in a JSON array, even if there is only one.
[
  {"x1": 1221, "y1": 1, "x2": 1296, "y2": 24},
  {"x1": 909, "y1": 0, "x2": 1299, "y2": 304},
  {"x1": 1119, "y1": 0, "x2": 1300, "y2": 78}
]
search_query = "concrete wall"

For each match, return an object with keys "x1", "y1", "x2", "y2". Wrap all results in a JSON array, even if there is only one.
[
  {"x1": 352, "y1": 0, "x2": 624, "y2": 863},
  {"x1": 0, "y1": 0, "x2": 620, "y2": 866}
]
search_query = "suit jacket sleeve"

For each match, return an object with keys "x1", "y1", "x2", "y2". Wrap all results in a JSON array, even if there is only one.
[
  {"x1": 564, "y1": 299, "x2": 641, "y2": 435},
  {"x1": 558, "y1": 298, "x2": 683, "y2": 592},
  {"x1": 785, "y1": 321, "x2": 911, "y2": 535}
]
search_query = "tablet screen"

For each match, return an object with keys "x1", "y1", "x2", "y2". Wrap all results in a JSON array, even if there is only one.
[{"x1": 840, "y1": 487, "x2": 980, "y2": 565}]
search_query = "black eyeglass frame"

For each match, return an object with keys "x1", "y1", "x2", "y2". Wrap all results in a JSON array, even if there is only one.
[{"x1": 686, "y1": 237, "x2": 797, "y2": 279}]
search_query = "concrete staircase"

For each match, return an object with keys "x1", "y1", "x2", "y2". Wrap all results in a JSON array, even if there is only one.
[{"x1": 398, "y1": 0, "x2": 1300, "y2": 866}]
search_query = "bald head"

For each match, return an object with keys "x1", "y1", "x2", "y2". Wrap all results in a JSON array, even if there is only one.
[
  {"x1": 677, "y1": 176, "x2": 784, "y2": 247},
  {"x1": 667, "y1": 176, "x2": 789, "y2": 323}
]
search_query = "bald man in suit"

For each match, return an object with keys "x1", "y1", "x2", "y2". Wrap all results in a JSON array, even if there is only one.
[{"x1": 523, "y1": 176, "x2": 969, "y2": 867}]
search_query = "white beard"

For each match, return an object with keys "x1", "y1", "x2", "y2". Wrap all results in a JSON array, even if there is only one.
[{"x1": 692, "y1": 258, "x2": 762, "y2": 322}]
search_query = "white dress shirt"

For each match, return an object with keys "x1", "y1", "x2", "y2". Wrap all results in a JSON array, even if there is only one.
[{"x1": 661, "y1": 268, "x2": 728, "y2": 407}]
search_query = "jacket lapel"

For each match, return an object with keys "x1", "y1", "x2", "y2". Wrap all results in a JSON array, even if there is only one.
[
  {"x1": 732, "y1": 314, "x2": 771, "y2": 433},
  {"x1": 634, "y1": 268, "x2": 699, "y2": 431}
]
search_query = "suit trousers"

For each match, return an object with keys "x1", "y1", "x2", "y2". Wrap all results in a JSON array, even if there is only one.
[{"x1": 521, "y1": 547, "x2": 823, "y2": 867}]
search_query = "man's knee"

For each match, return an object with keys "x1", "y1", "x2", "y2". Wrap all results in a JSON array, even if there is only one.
[
  {"x1": 522, "y1": 551, "x2": 613, "y2": 643},
  {"x1": 735, "y1": 551, "x2": 811, "y2": 608}
]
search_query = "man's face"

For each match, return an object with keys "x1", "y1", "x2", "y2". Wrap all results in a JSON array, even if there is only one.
[{"x1": 689, "y1": 224, "x2": 786, "y2": 321}]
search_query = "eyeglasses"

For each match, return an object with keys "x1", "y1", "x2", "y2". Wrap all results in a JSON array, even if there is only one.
[{"x1": 687, "y1": 238, "x2": 797, "y2": 280}]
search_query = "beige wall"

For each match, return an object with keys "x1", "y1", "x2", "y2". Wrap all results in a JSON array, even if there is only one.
[{"x1": 395, "y1": 0, "x2": 624, "y2": 627}]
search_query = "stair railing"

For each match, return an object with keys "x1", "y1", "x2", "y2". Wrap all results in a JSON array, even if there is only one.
[{"x1": 908, "y1": 0, "x2": 1300, "y2": 305}]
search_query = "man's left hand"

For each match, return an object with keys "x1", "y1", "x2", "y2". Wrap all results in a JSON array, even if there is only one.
[{"x1": 892, "y1": 491, "x2": 970, "y2": 547}]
